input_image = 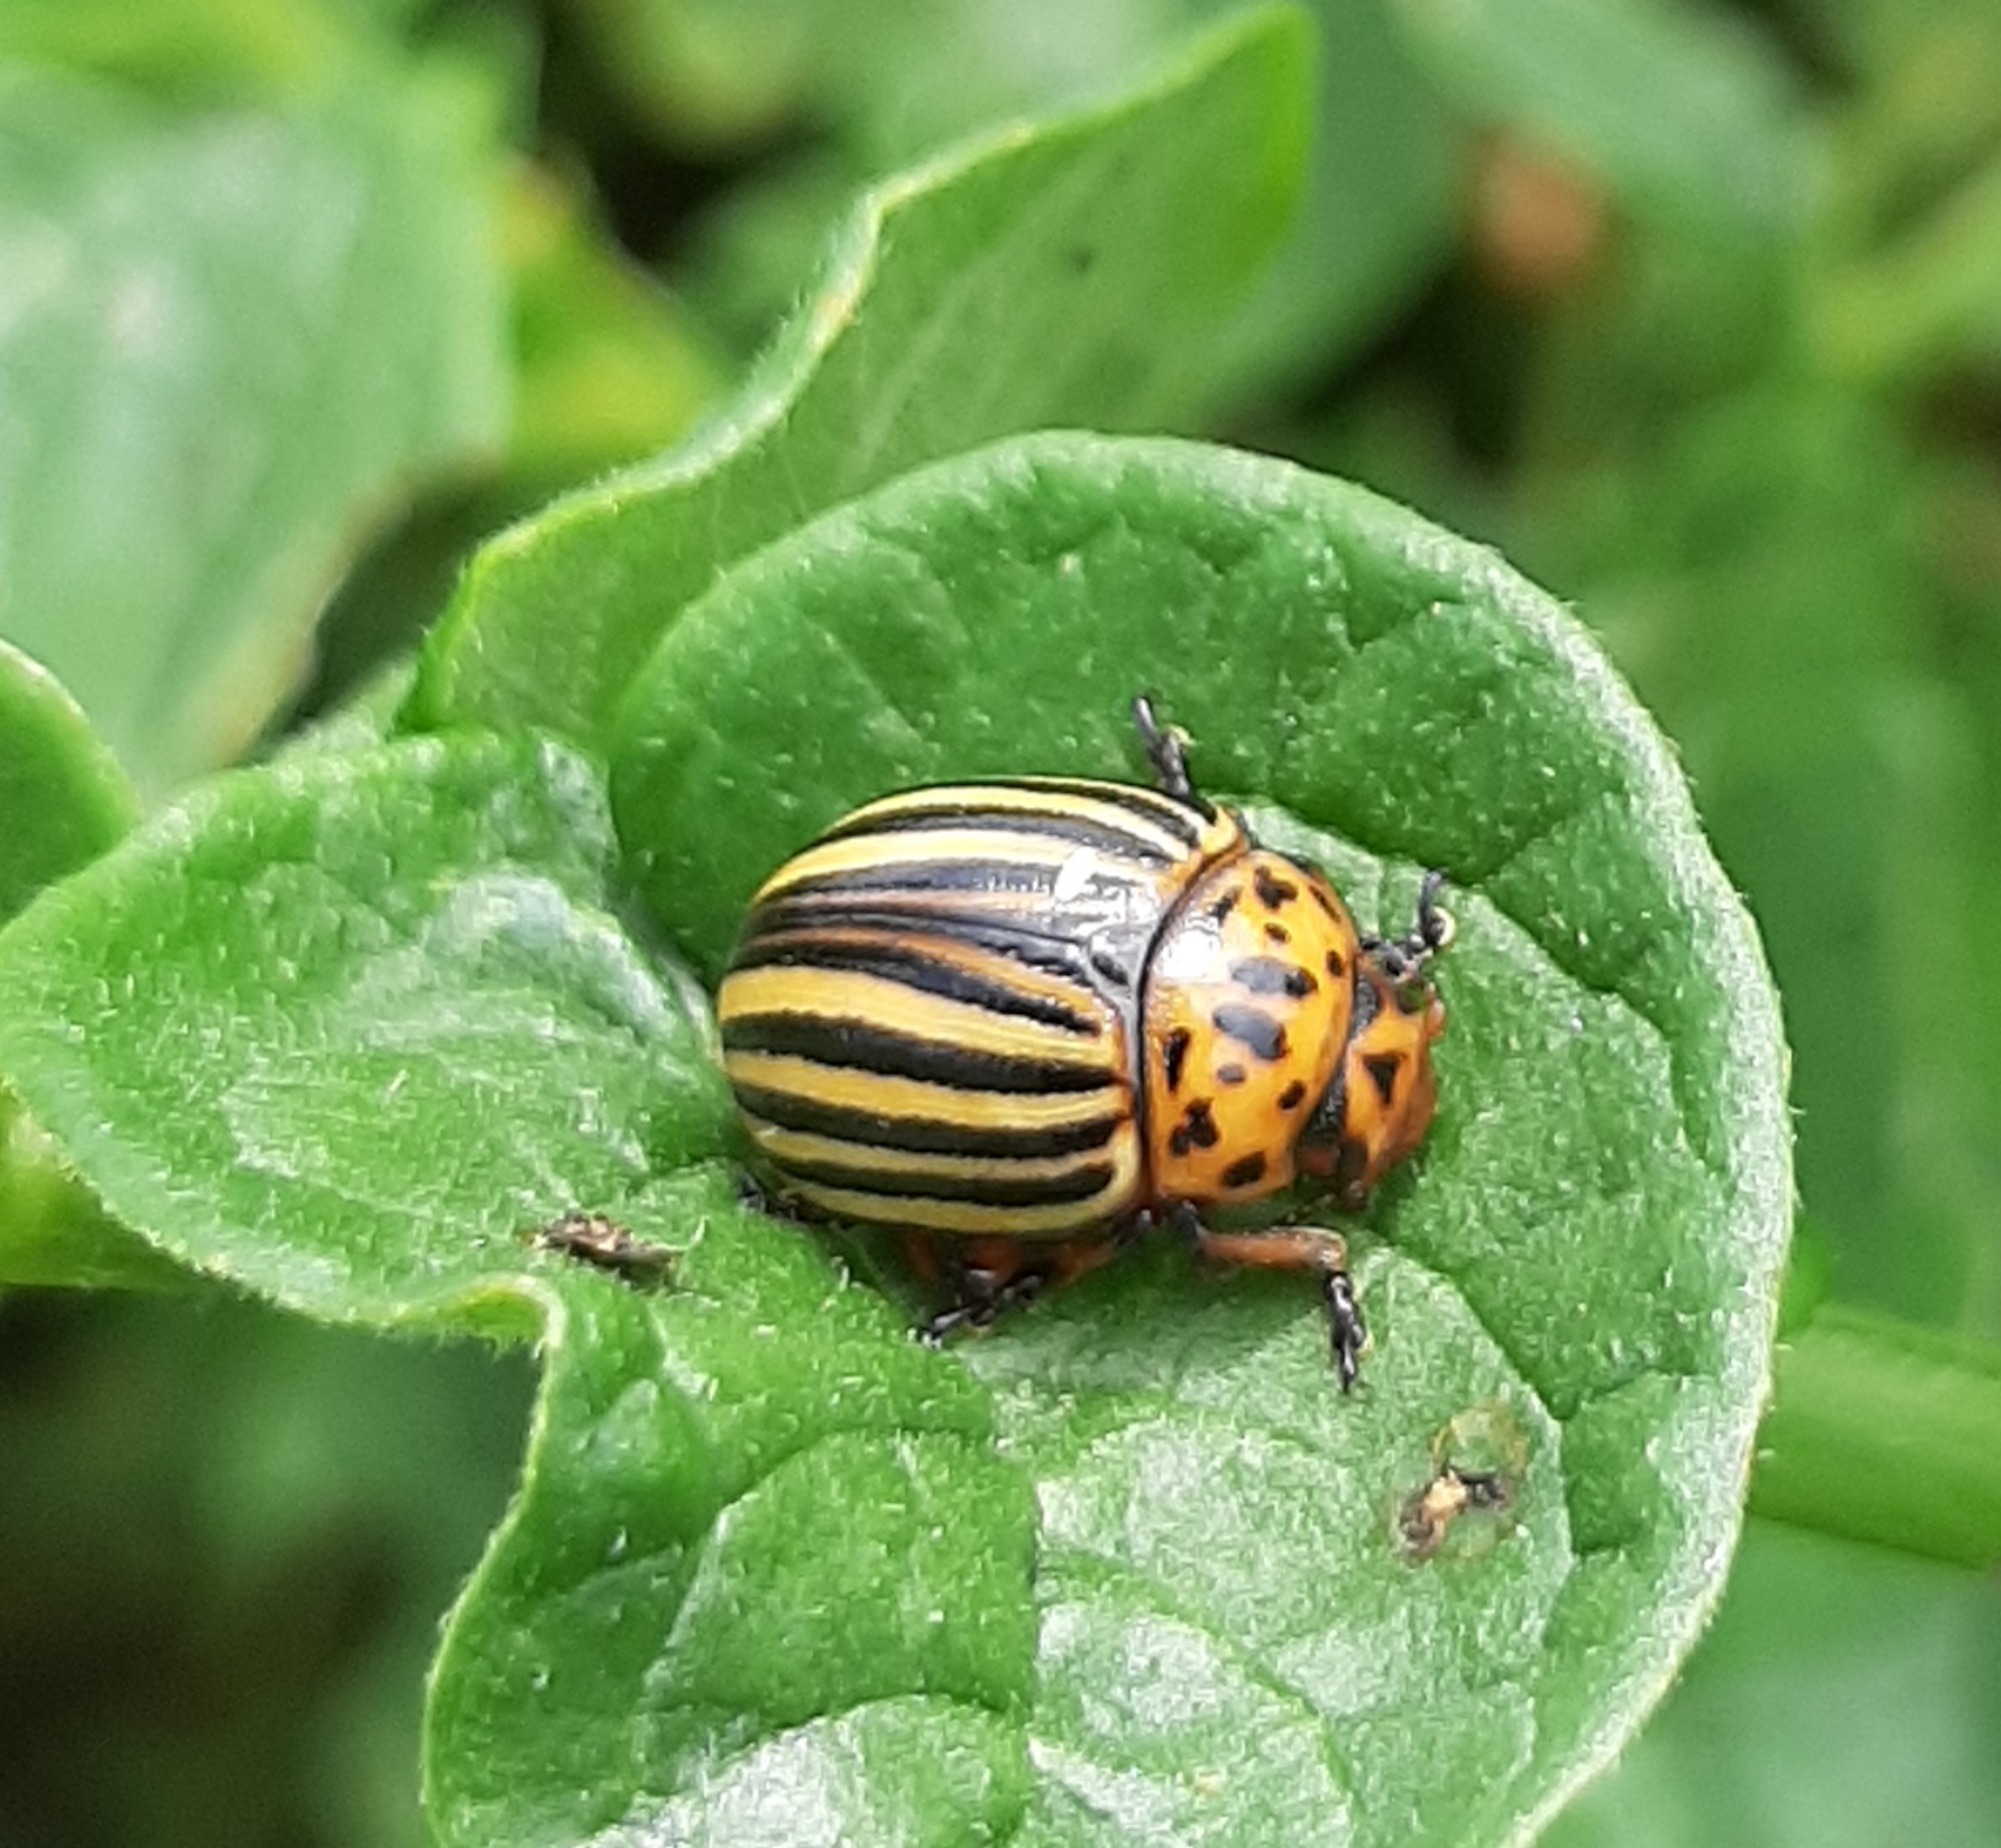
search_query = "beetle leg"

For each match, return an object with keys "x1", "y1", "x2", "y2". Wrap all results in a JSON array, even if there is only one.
[
  {"x1": 920, "y1": 1264, "x2": 1047, "y2": 1344},
  {"x1": 916, "y1": 1234, "x2": 1121, "y2": 1344},
  {"x1": 1362, "y1": 870, "x2": 1455, "y2": 986},
  {"x1": 1188, "y1": 1225, "x2": 1368, "y2": 1391},
  {"x1": 1324, "y1": 1268, "x2": 1367, "y2": 1394},
  {"x1": 1131, "y1": 693, "x2": 1208, "y2": 810}
]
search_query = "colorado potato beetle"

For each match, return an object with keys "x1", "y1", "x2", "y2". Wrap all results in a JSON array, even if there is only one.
[{"x1": 717, "y1": 697, "x2": 1452, "y2": 1387}]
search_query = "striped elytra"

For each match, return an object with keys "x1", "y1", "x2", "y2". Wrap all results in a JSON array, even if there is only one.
[
  {"x1": 718, "y1": 777, "x2": 1242, "y2": 1238},
  {"x1": 716, "y1": 758, "x2": 1449, "y2": 1246}
]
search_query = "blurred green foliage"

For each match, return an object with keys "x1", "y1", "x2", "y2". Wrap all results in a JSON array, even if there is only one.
[{"x1": 1, "y1": 0, "x2": 1998, "y2": 1844}]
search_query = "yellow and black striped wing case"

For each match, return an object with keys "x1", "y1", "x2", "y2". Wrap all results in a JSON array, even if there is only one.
[{"x1": 718, "y1": 777, "x2": 1245, "y2": 1238}]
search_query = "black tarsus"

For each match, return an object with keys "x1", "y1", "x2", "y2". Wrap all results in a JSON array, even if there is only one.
[
  {"x1": 1131, "y1": 694, "x2": 1214, "y2": 816},
  {"x1": 920, "y1": 1263, "x2": 1049, "y2": 1344},
  {"x1": 1324, "y1": 1267, "x2": 1367, "y2": 1394},
  {"x1": 1415, "y1": 869, "x2": 1452, "y2": 954},
  {"x1": 1362, "y1": 868, "x2": 1455, "y2": 986}
]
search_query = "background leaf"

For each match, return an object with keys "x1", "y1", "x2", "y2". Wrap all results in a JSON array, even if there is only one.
[
  {"x1": 637, "y1": 0, "x2": 1460, "y2": 407},
  {"x1": 0, "y1": 638, "x2": 134, "y2": 927},
  {"x1": 1388, "y1": 0, "x2": 1815, "y2": 237},
  {"x1": 1542, "y1": 1519, "x2": 2001, "y2": 1848},
  {"x1": 0, "y1": 1286, "x2": 532, "y2": 1848},
  {"x1": 0, "y1": 55, "x2": 508, "y2": 797},
  {"x1": 411, "y1": 3, "x2": 1312, "y2": 752},
  {"x1": 0, "y1": 639, "x2": 167, "y2": 1290}
]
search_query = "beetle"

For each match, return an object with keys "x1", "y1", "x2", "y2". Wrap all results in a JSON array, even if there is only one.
[{"x1": 715, "y1": 696, "x2": 1452, "y2": 1387}]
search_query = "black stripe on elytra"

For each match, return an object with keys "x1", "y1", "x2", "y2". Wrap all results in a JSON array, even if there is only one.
[
  {"x1": 1211, "y1": 1003, "x2": 1288, "y2": 1063},
  {"x1": 768, "y1": 858, "x2": 1064, "y2": 904},
  {"x1": 743, "y1": 903, "x2": 1102, "y2": 990},
  {"x1": 1365, "y1": 1053, "x2": 1402, "y2": 1106},
  {"x1": 1253, "y1": 865, "x2": 1299, "y2": 909},
  {"x1": 722, "y1": 1014, "x2": 1110, "y2": 1092},
  {"x1": 1161, "y1": 1026, "x2": 1192, "y2": 1093},
  {"x1": 1221, "y1": 1151, "x2": 1268, "y2": 1190},
  {"x1": 1013, "y1": 778, "x2": 1207, "y2": 848},
  {"x1": 818, "y1": 805, "x2": 1174, "y2": 869},
  {"x1": 731, "y1": 933, "x2": 1101, "y2": 1034},
  {"x1": 1207, "y1": 886, "x2": 1241, "y2": 922},
  {"x1": 731, "y1": 1082, "x2": 1122, "y2": 1159},
  {"x1": 1229, "y1": 956, "x2": 1318, "y2": 999},
  {"x1": 777, "y1": 1152, "x2": 1117, "y2": 1207},
  {"x1": 1277, "y1": 1079, "x2": 1308, "y2": 1110}
]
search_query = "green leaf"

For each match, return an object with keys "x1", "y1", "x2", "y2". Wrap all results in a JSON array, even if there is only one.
[
  {"x1": 410, "y1": 4, "x2": 1311, "y2": 752},
  {"x1": 0, "y1": 59, "x2": 508, "y2": 798},
  {"x1": 423, "y1": 1178, "x2": 1029, "y2": 1847},
  {"x1": 0, "y1": 640, "x2": 166, "y2": 1290},
  {"x1": 0, "y1": 1090, "x2": 188, "y2": 1291},
  {"x1": 0, "y1": 733, "x2": 731, "y2": 1316},
  {"x1": 600, "y1": 430, "x2": 1790, "y2": 1842},
  {"x1": 0, "y1": 638, "x2": 135, "y2": 927}
]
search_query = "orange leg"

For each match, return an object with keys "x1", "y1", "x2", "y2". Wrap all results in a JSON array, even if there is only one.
[{"x1": 1191, "y1": 1224, "x2": 1367, "y2": 1392}]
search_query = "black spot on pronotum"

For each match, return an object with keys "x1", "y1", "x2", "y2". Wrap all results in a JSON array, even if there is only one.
[
  {"x1": 1162, "y1": 1026, "x2": 1192, "y2": 1093},
  {"x1": 1264, "y1": 921, "x2": 1290, "y2": 945},
  {"x1": 1168, "y1": 1099, "x2": 1220, "y2": 1157},
  {"x1": 1325, "y1": 946, "x2": 1347, "y2": 980},
  {"x1": 1221, "y1": 1151, "x2": 1268, "y2": 1190},
  {"x1": 1229, "y1": 956, "x2": 1319, "y2": 1000},
  {"x1": 1217, "y1": 1061, "x2": 1248, "y2": 1086},
  {"x1": 1253, "y1": 865, "x2": 1299, "y2": 910},
  {"x1": 1208, "y1": 886, "x2": 1241, "y2": 923},
  {"x1": 1364, "y1": 1053, "x2": 1401, "y2": 1106},
  {"x1": 1277, "y1": 1079, "x2": 1307, "y2": 1110},
  {"x1": 1212, "y1": 1003, "x2": 1288, "y2": 1063}
]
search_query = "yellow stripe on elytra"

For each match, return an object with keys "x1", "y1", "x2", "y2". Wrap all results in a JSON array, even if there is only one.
[
  {"x1": 719, "y1": 965, "x2": 1115, "y2": 1067},
  {"x1": 723, "y1": 1051, "x2": 1127, "y2": 1127},
  {"x1": 742, "y1": 1119, "x2": 1139, "y2": 1186},
  {"x1": 781, "y1": 1166, "x2": 1139, "y2": 1239}
]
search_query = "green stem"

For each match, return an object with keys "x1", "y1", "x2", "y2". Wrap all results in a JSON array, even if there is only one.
[{"x1": 1749, "y1": 1302, "x2": 2001, "y2": 1569}]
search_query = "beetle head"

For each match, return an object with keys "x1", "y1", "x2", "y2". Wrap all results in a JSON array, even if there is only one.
[{"x1": 1297, "y1": 873, "x2": 1452, "y2": 1208}]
